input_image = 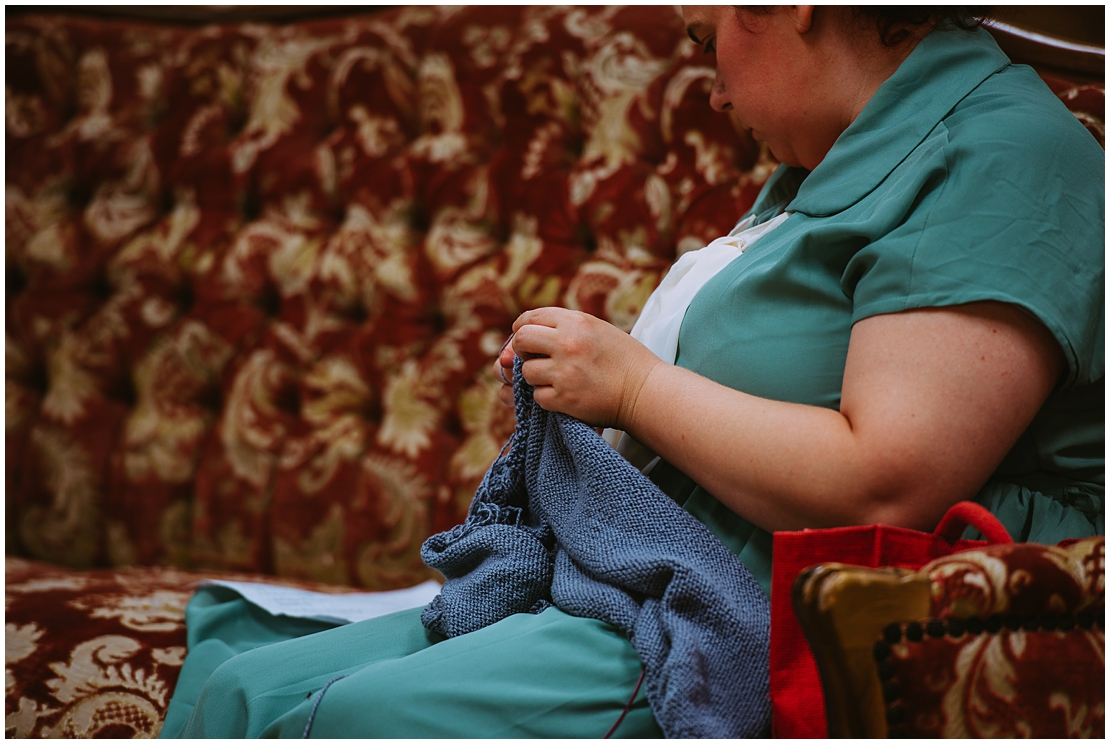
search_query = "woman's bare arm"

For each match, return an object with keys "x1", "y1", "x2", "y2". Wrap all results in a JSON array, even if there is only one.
[{"x1": 501, "y1": 301, "x2": 1063, "y2": 533}]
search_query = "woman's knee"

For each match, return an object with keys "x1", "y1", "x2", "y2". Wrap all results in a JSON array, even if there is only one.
[{"x1": 182, "y1": 648, "x2": 264, "y2": 736}]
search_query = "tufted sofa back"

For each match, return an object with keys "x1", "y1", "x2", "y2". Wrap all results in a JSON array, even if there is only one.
[{"x1": 6, "y1": 7, "x2": 770, "y2": 588}]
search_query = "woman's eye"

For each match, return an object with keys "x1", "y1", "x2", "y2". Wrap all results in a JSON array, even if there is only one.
[{"x1": 687, "y1": 29, "x2": 715, "y2": 55}]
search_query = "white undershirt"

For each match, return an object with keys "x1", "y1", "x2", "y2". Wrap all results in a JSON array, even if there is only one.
[
  {"x1": 629, "y1": 210, "x2": 791, "y2": 364},
  {"x1": 605, "y1": 211, "x2": 791, "y2": 464}
]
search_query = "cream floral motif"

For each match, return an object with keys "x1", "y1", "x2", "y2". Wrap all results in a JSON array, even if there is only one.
[
  {"x1": 129, "y1": 317, "x2": 231, "y2": 400},
  {"x1": 330, "y1": 45, "x2": 415, "y2": 128},
  {"x1": 279, "y1": 357, "x2": 371, "y2": 495},
  {"x1": 136, "y1": 63, "x2": 163, "y2": 102},
  {"x1": 5, "y1": 185, "x2": 35, "y2": 258},
  {"x1": 444, "y1": 212, "x2": 544, "y2": 320},
  {"x1": 942, "y1": 633, "x2": 1015, "y2": 738},
  {"x1": 45, "y1": 635, "x2": 170, "y2": 708},
  {"x1": 222, "y1": 216, "x2": 323, "y2": 299},
  {"x1": 41, "y1": 691, "x2": 163, "y2": 738},
  {"x1": 660, "y1": 65, "x2": 714, "y2": 144},
  {"x1": 519, "y1": 121, "x2": 561, "y2": 180},
  {"x1": 7, "y1": 379, "x2": 37, "y2": 435},
  {"x1": 179, "y1": 103, "x2": 224, "y2": 158},
  {"x1": 450, "y1": 369, "x2": 514, "y2": 483},
  {"x1": 378, "y1": 360, "x2": 440, "y2": 459},
  {"x1": 461, "y1": 24, "x2": 512, "y2": 70},
  {"x1": 1049, "y1": 680, "x2": 1104, "y2": 738},
  {"x1": 356, "y1": 453, "x2": 434, "y2": 590},
  {"x1": 6, "y1": 576, "x2": 91, "y2": 594},
  {"x1": 5, "y1": 85, "x2": 48, "y2": 139},
  {"x1": 273, "y1": 503, "x2": 350, "y2": 585},
  {"x1": 565, "y1": 249, "x2": 664, "y2": 332},
  {"x1": 410, "y1": 53, "x2": 469, "y2": 164},
  {"x1": 112, "y1": 190, "x2": 201, "y2": 269},
  {"x1": 20, "y1": 425, "x2": 101, "y2": 567},
  {"x1": 23, "y1": 220, "x2": 76, "y2": 272},
  {"x1": 570, "y1": 32, "x2": 671, "y2": 206},
  {"x1": 425, "y1": 185, "x2": 499, "y2": 274},
  {"x1": 122, "y1": 405, "x2": 208, "y2": 485},
  {"x1": 348, "y1": 105, "x2": 405, "y2": 159},
  {"x1": 6, "y1": 696, "x2": 57, "y2": 738},
  {"x1": 366, "y1": 213, "x2": 421, "y2": 302},
  {"x1": 151, "y1": 647, "x2": 187, "y2": 668},
  {"x1": 69, "y1": 590, "x2": 192, "y2": 633},
  {"x1": 7, "y1": 623, "x2": 44, "y2": 693},
  {"x1": 221, "y1": 348, "x2": 295, "y2": 488},
  {"x1": 317, "y1": 203, "x2": 420, "y2": 315},
  {"x1": 404, "y1": 314, "x2": 474, "y2": 416},
  {"x1": 8, "y1": 176, "x2": 69, "y2": 268},
  {"x1": 683, "y1": 131, "x2": 735, "y2": 188},
  {"x1": 927, "y1": 539, "x2": 1105, "y2": 618},
  {"x1": 231, "y1": 32, "x2": 340, "y2": 174},
  {"x1": 928, "y1": 552, "x2": 1011, "y2": 617},
  {"x1": 40, "y1": 332, "x2": 100, "y2": 425},
  {"x1": 1048, "y1": 537, "x2": 1106, "y2": 601},
  {"x1": 69, "y1": 47, "x2": 117, "y2": 142},
  {"x1": 84, "y1": 138, "x2": 160, "y2": 245},
  {"x1": 300, "y1": 355, "x2": 372, "y2": 429},
  {"x1": 501, "y1": 212, "x2": 545, "y2": 291},
  {"x1": 499, "y1": 6, "x2": 563, "y2": 82},
  {"x1": 7, "y1": 356, "x2": 39, "y2": 434},
  {"x1": 644, "y1": 171, "x2": 674, "y2": 236},
  {"x1": 562, "y1": 6, "x2": 620, "y2": 43},
  {"x1": 939, "y1": 623, "x2": 1104, "y2": 737}
]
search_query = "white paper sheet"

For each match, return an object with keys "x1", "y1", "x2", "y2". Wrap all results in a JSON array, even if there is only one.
[{"x1": 198, "y1": 579, "x2": 443, "y2": 625}]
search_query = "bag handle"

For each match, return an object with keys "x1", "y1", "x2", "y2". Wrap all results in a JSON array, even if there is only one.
[{"x1": 933, "y1": 501, "x2": 1013, "y2": 545}]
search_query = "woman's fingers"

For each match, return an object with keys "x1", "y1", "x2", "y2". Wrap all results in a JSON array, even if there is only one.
[
  {"x1": 499, "y1": 339, "x2": 516, "y2": 368},
  {"x1": 519, "y1": 357, "x2": 555, "y2": 387},
  {"x1": 512, "y1": 307, "x2": 566, "y2": 333},
  {"x1": 511, "y1": 323, "x2": 561, "y2": 359}
]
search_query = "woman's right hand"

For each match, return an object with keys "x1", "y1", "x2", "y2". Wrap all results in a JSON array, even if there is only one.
[{"x1": 491, "y1": 308, "x2": 662, "y2": 430}]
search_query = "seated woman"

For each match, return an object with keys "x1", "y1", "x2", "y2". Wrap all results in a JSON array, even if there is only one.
[{"x1": 162, "y1": 6, "x2": 1103, "y2": 738}]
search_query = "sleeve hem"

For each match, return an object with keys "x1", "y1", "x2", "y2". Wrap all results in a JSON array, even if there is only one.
[{"x1": 851, "y1": 292, "x2": 1084, "y2": 389}]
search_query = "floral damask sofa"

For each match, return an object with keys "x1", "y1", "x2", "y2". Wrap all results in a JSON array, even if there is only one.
[{"x1": 4, "y1": 5, "x2": 1105, "y2": 738}]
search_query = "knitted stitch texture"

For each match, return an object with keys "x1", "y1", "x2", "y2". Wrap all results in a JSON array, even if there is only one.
[{"x1": 421, "y1": 359, "x2": 772, "y2": 738}]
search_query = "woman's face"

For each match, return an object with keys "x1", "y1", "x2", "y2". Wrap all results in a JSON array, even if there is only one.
[{"x1": 681, "y1": 6, "x2": 834, "y2": 170}]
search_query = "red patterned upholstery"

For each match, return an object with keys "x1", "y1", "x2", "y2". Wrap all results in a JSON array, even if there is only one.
[
  {"x1": 875, "y1": 537, "x2": 1105, "y2": 738},
  {"x1": 4, "y1": 556, "x2": 361, "y2": 738}
]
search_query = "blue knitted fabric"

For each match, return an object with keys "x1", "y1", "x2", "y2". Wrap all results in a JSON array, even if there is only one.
[{"x1": 421, "y1": 359, "x2": 771, "y2": 738}]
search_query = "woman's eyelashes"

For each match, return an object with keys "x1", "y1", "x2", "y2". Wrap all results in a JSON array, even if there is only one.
[{"x1": 687, "y1": 29, "x2": 716, "y2": 55}]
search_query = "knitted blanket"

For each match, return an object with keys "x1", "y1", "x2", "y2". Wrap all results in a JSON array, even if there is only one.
[{"x1": 420, "y1": 360, "x2": 771, "y2": 738}]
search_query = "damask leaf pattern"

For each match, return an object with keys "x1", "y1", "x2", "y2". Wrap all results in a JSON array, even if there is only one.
[
  {"x1": 4, "y1": 558, "x2": 365, "y2": 738},
  {"x1": 878, "y1": 537, "x2": 1105, "y2": 738}
]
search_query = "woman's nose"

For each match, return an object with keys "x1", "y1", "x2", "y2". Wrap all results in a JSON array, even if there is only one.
[{"x1": 709, "y1": 69, "x2": 731, "y2": 112}]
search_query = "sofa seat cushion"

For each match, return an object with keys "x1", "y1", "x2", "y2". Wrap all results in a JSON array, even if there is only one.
[{"x1": 3, "y1": 556, "x2": 366, "y2": 738}]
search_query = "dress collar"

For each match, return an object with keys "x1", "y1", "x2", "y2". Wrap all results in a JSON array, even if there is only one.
[{"x1": 784, "y1": 27, "x2": 1011, "y2": 218}]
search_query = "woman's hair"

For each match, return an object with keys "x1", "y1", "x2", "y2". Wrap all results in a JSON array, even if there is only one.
[
  {"x1": 853, "y1": 6, "x2": 993, "y2": 46},
  {"x1": 738, "y1": 7, "x2": 993, "y2": 47}
]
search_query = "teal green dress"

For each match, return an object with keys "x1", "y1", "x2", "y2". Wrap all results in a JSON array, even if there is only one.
[{"x1": 162, "y1": 27, "x2": 1103, "y2": 738}]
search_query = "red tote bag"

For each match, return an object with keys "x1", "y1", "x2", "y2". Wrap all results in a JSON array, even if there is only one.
[{"x1": 769, "y1": 501, "x2": 1014, "y2": 738}]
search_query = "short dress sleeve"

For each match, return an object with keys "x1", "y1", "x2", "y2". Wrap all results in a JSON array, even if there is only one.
[{"x1": 843, "y1": 86, "x2": 1105, "y2": 389}]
